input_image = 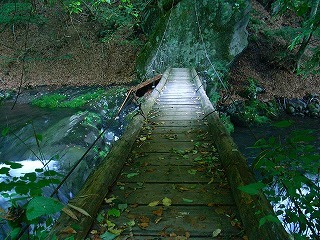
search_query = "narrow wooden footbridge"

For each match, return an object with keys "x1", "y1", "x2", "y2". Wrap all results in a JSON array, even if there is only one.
[{"x1": 49, "y1": 68, "x2": 288, "y2": 240}]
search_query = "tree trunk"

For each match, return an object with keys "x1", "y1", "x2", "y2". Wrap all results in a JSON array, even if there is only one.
[{"x1": 296, "y1": 0, "x2": 319, "y2": 69}]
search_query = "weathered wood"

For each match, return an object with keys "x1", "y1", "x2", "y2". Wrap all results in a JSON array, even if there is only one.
[
  {"x1": 94, "y1": 206, "x2": 242, "y2": 240},
  {"x1": 118, "y1": 165, "x2": 225, "y2": 183},
  {"x1": 103, "y1": 205, "x2": 241, "y2": 237},
  {"x1": 109, "y1": 183, "x2": 235, "y2": 205},
  {"x1": 46, "y1": 69, "x2": 171, "y2": 240},
  {"x1": 87, "y1": 68, "x2": 242, "y2": 239},
  {"x1": 191, "y1": 68, "x2": 289, "y2": 240}
]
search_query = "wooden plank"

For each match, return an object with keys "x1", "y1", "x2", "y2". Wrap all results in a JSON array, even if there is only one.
[
  {"x1": 118, "y1": 165, "x2": 226, "y2": 183},
  {"x1": 148, "y1": 114, "x2": 203, "y2": 121},
  {"x1": 127, "y1": 152, "x2": 196, "y2": 166},
  {"x1": 98, "y1": 206, "x2": 242, "y2": 238},
  {"x1": 144, "y1": 120, "x2": 207, "y2": 127},
  {"x1": 109, "y1": 183, "x2": 235, "y2": 205},
  {"x1": 133, "y1": 140, "x2": 198, "y2": 153}
]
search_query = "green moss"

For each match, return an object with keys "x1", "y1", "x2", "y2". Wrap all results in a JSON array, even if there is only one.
[
  {"x1": 32, "y1": 94, "x2": 67, "y2": 108},
  {"x1": 32, "y1": 87, "x2": 127, "y2": 109},
  {"x1": 220, "y1": 114, "x2": 234, "y2": 133}
]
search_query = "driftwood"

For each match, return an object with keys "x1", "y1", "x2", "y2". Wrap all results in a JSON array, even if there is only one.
[
  {"x1": 47, "y1": 69, "x2": 171, "y2": 240},
  {"x1": 191, "y1": 68, "x2": 289, "y2": 240}
]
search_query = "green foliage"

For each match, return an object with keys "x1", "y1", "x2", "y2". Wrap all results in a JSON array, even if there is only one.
[
  {"x1": 32, "y1": 94, "x2": 67, "y2": 108},
  {"x1": 242, "y1": 100, "x2": 277, "y2": 125},
  {"x1": 0, "y1": 2, "x2": 46, "y2": 25},
  {"x1": 238, "y1": 181, "x2": 266, "y2": 195},
  {"x1": 272, "y1": 0, "x2": 320, "y2": 74},
  {"x1": 220, "y1": 113, "x2": 234, "y2": 133},
  {"x1": 26, "y1": 196, "x2": 64, "y2": 221},
  {"x1": 0, "y1": 160, "x2": 64, "y2": 238},
  {"x1": 252, "y1": 122, "x2": 320, "y2": 238}
]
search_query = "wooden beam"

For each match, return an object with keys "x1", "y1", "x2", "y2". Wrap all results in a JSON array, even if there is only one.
[
  {"x1": 191, "y1": 68, "x2": 289, "y2": 240},
  {"x1": 46, "y1": 69, "x2": 171, "y2": 240}
]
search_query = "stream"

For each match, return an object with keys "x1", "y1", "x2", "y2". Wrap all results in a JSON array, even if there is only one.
[
  {"x1": 0, "y1": 87, "x2": 135, "y2": 208},
  {"x1": 0, "y1": 87, "x2": 319, "y2": 237},
  {"x1": 232, "y1": 115, "x2": 320, "y2": 236}
]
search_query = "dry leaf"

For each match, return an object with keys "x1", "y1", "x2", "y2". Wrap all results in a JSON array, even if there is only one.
[
  {"x1": 186, "y1": 231, "x2": 191, "y2": 238},
  {"x1": 62, "y1": 207, "x2": 78, "y2": 221},
  {"x1": 67, "y1": 203, "x2": 91, "y2": 217},
  {"x1": 61, "y1": 226, "x2": 77, "y2": 234},
  {"x1": 155, "y1": 217, "x2": 162, "y2": 224},
  {"x1": 215, "y1": 208, "x2": 225, "y2": 215},
  {"x1": 152, "y1": 207, "x2": 163, "y2": 216},
  {"x1": 130, "y1": 203, "x2": 139, "y2": 208},
  {"x1": 138, "y1": 222, "x2": 149, "y2": 229},
  {"x1": 207, "y1": 202, "x2": 217, "y2": 207}
]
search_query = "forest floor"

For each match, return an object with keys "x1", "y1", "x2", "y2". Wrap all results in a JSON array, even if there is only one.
[
  {"x1": 0, "y1": 0, "x2": 319, "y2": 100},
  {"x1": 227, "y1": 0, "x2": 320, "y2": 102}
]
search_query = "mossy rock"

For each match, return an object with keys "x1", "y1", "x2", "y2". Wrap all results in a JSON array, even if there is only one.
[{"x1": 136, "y1": 0, "x2": 250, "y2": 83}]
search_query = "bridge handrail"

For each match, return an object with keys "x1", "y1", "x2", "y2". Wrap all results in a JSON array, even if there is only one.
[
  {"x1": 191, "y1": 68, "x2": 289, "y2": 240},
  {"x1": 46, "y1": 69, "x2": 171, "y2": 240}
]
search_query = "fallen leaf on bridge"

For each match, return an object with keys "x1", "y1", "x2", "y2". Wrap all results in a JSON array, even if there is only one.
[
  {"x1": 126, "y1": 172, "x2": 139, "y2": 178},
  {"x1": 182, "y1": 198, "x2": 193, "y2": 203},
  {"x1": 61, "y1": 226, "x2": 77, "y2": 234},
  {"x1": 105, "y1": 197, "x2": 117, "y2": 204},
  {"x1": 162, "y1": 197, "x2": 172, "y2": 206},
  {"x1": 138, "y1": 215, "x2": 150, "y2": 229},
  {"x1": 148, "y1": 200, "x2": 160, "y2": 207},
  {"x1": 188, "y1": 169, "x2": 197, "y2": 175},
  {"x1": 212, "y1": 228, "x2": 222, "y2": 237},
  {"x1": 152, "y1": 207, "x2": 163, "y2": 216}
]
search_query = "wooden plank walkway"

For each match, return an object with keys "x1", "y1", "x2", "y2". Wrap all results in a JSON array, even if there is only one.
[{"x1": 89, "y1": 68, "x2": 244, "y2": 239}]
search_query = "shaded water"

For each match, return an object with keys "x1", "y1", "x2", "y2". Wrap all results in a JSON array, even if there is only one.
[
  {"x1": 0, "y1": 87, "x2": 133, "y2": 206},
  {"x1": 232, "y1": 115, "x2": 320, "y2": 236},
  {"x1": 232, "y1": 115, "x2": 320, "y2": 165}
]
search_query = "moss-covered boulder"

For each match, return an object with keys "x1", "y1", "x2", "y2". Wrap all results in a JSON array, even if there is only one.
[{"x1": 137, "y1": 0, "x2": 250, "y2": 84}]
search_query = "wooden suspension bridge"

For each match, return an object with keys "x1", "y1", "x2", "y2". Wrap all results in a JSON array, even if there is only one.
[{"x1": 48, "y1": 68, "x2": 289, "y2": 239}]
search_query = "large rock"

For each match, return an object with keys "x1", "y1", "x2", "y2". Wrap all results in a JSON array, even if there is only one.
[{"x1": 137, "y1": 0, "x2": 250, "y2": 96}]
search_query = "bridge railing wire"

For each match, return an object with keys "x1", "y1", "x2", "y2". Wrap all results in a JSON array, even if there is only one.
[
  {"x1": 142, "y1": 1, "x2": 175, "y2": 83},
  {"x1": 193, "y1": 0, "x2": 259, "y2": 140},
  {"x1": 16, "y1": 89, "x2": 136, "y2": 239}
]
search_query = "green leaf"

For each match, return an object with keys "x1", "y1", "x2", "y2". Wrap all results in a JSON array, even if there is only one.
[
  {"x1": 259, "y1": 214, "x2": 281, "y2": 228},
  {"x1": 126, "y1": 172, "x2": 139, "y2": 178},
  {"x1": 2, "y1": 127, "x2": 10, "y2": 136},
  {"x1": 107, "y1": 208, "x2": 120, "y2": 217},
  {"x1": 188, "y1": 169, "x2": 197, "y2": 175},
  {"x1": 182, "y1": 198, "x2": 193, "y2": 203},
  {"x1": 272, "y1": 120, "x2": 293, "y2": 128},
  {"x1": 193, "y1": 156, "x2": 202, "y2": 161},
  {"x1": 96, "y1": 211, "x2": 105, "y2": 223},
  {"x1": 26, "y1": 196, "x2": 64, "y2": 221},
  {"x1": 0, "y1": 167, "x2": 10, "y2": 175},
  {"x1": 10, "y1": 227, "x2": 21, "y2": 239},
  {"x1": 24, "y1": 172, "x2": 37, "y2": 182},
  {"x1": 238, "y1": 182, "x2": 266, "y2": 195},
  {"x1": 100, "y1": 231, "x2": 118, "y2": 240},
  {"x1": 36, "y1": 134, "x2": 43, "y2": 142},
  {"x1": 4, "y1": 161, "x2": 23, "y2": 169},
  {"x1": 118, "y1": 203, "x2": 128, "y2": 212}
]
